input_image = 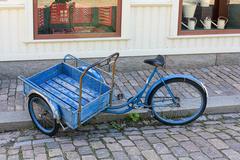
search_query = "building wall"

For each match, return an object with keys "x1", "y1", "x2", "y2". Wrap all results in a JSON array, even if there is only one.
[{"x1": 0, "y1": 0, "x2": 240, "y2": 62}]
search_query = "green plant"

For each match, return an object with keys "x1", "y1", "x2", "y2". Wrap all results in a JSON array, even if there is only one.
[
  {"x1": 110, "y1": 122, "x2": 124, "y2": 131},
  {"x1": 128, "y1": 113, "x2": 141, "y2": 122}
]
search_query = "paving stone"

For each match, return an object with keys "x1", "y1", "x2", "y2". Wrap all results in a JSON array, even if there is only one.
[
  {"x1": 17, "y1": 136, "x2": 33, "y2": 142},
  {"x1": 78, "y1": 146, "x2": 93, "y2": 155},
  {"x1": 73, "y1": 139, "x2": 88, "y2": 147},
  {"x1": 155, "y1": 133, "x2": 169, "y2": 139},
  {"x1": 125, "y1": 146, "x2": 141, "y2": 156},
  {"x1": 141, "y1": 150, "x2": 160, "y2": 160},
  {"x1": 222, "y1": 149, "x2": 240, "y2": 160},
  {"x1": 81, "y1": 155, "x2": 97, "y2": 160},
  {"x1": 171, "y1": 134, "x2": 189, "y2": 142},
  {"x1": 33, "y1": 138, "x2": 54, "y2": 145},
  {"x1": 223, "y1": 113, "x2": 240, "y2": 119},
  {"x1": 95, "y1": 149, "x2": 110, "y2": 159},
  {"x1": 142, "y1": 129, "x2": 168, "y2": 134},
  {"x1": 180, "y1": 141, "x2": 199, "y2": 152},
  {"x1": 225, "y1": 139, "x2": 240, "y2": 152},
  {"x1": 35, "y1": 134, "x2": 50, "y2": 139},
  {"x1": 21, "y1": 144, "x2": 33, "y2": 150},
  {"x1": 118, "y1": 140, "x2": 134, "y2": 147},
  {"x1": 50, "y1": 156, "x2": 65, "y2": 160},
  {"x1": 46, "y1": 142, "x2": 60, "y2": 149},
  {"x1": 22, "y1": 149, "x2": 34, "y2": 159},
  {"x1": 181, "y1": 131, "x2": 197, "y2": 137},
  {"x1": 129, "y1": 155, "x2": 144, "y2": 160},
  {"x1": 35, "y1": 154, "x2": 48, "y2": 160},
  {"x1": 34, "y1": 147, "x2": 46, "y2": 155},
  {"x1": 153, "y1": 143, "x2": 170, "y2": 154},
  {"x1": 90, "y1": 141, "x2": 105, "y2": 149},
  {"x1": 190, "y1": 152, "x2": 210, "y2": 160},
  {"x1": 161, "y1": 154, "x2": 177, "y2": 160},
  {"x1": 161, "y1": 138, "x2": 178, "y2": 147},
  {"x1": 0, "y1": 147, "x2": 6, "y2": 154},
  {"x1": 207, "y1": 115, "x2": 223, "y2": 121},
  {"x1": 55, "y1": 137, "x2": 72, "y2": 143},
  {"x1": 190, "y1": 137, "x2": 210, "y2": 147},
  {"x1": 102, "y1": 137, "x2": 116, "y2": 143},
  {"x1": 204, "y1": 127, "x2": 220, "y2": 133},
  {"x1": 201, "y1": 146, "x2": 223, "y2": 158},
  {"x1": 106, "y1": 143, "x2": 123, "y2": 152},
  {"x1": 124, "y1": 131, "x2": 141, "y2": 136},
  {"x1": 198, "y1": 132, "x2": 216, "y2": 139},
  {"x1": 178, "y1": 157, "x2": 192, "y2": 160},
  {"x1": 60, "y1": 143, "x2": 75, "y2": 152},
  {"x1": 133, "y1": 140, "x2": 152, "y2": 151},
  {"x1": 7, "y1": 149, "x2": 19, "y2": 155},
  {"x1": 216, "y1": 132, "x2": 231, "y2": 140},
  {"x1": 170, "y1": 146, "x2": 188, "y2": 157},
  {"x1": 0, "y1": 154, "x2": 6, "y2": 160},
  {"x1": 112, "y1": 151, "x2": 129, "y2": 160},
  {"x1": 13, "y1": 141, "x2": 32, "y2": 148},
  {"x1": 145, "y1": 136, "x2": 161, "y2": 144},
  {"x1": 48, "y1": 148, "x2": 63, "y2": 157},
  {"x1": 128, "y1": 136, "x2": 144, "y2": 141},
  {"x1": 7, "y1": 154, "x2": 19, "y2": 160},
  {"x1": 207, "y1": 138, "x2": 229, "y2": 149},
  {"x1": 224, "y1": 129, "x2": 240, "y2": 137},
  {"x1": 65, "y1": 151, "x2": 80, "y2": 160}
]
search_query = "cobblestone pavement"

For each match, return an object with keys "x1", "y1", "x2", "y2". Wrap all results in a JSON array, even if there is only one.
[
  {"x1": 0, "y1": 113, "x2": 240, "y2": 160},
  {"x1": 1, "y1": 65, "x2": 240, "y2": 112}
]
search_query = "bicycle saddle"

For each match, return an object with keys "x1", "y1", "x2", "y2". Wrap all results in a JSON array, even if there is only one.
[{"x1": 144, "y1": 55, "x2": 165, "y2": 67}]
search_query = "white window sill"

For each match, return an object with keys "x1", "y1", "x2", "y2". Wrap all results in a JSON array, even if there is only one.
[
  {"x1": 130, "y1": 0, "x2": 172, "y2": 6},
  {"x1": 168, "y1": 34, "x2": 240, "y2": 39},
  {"x1": 24, "y1": 37, "x2": 130, "y2": 44},
  {"x1": 0, "y1": 4, "x2": 24, "y2": 8}
]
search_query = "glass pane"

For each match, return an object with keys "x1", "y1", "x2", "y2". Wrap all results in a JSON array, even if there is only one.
[
  {"x1": 181, "y1": 0, "x2": 217, "y2": 31},
  {"x1": 181, "y1": 0, "x2": 240, "y2": 31},
  {"x1": 36, "y1": 0, "x2": 120, "y2": 35},
  {"x1": 228, "y1": 0, "x2": 240, "y2": 29}
]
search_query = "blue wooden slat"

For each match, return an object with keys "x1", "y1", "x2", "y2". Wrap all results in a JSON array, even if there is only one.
[
  {"x1": 52, "y1": 76, "x2": 95, "y2": 102},
  {"x1": 58, "y1": 74, "x2": 99, "y2": 98},
  {"x1": 29, "y1": 63, "x2": 63, "y2": 85},
  {"x1": 46, "y1": 80, "x2": 89, "y2": 105},
  {"x1": 40, "y1": 83, "x2": 79, "y2": 109}
]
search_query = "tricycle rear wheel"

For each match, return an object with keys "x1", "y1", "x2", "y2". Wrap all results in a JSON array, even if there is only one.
[
  {"x1": 148, "y1": 78, "x2": 207, "y2": 125},
  {"x1": 28, "y1": 94, "x2": 59, "y2": 136}
]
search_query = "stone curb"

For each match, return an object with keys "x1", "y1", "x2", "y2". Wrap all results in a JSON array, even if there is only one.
[{"x1": 1, "y1": 95, "x2": 240, "y2": 132}]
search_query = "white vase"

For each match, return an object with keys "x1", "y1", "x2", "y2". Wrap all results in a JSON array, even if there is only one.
[
  {"x1": 200, "y1": 0, "x2": 210, "y2": 7},
  {"x1": 183, "y1": 2, "x2": 197, "y2": 18}
]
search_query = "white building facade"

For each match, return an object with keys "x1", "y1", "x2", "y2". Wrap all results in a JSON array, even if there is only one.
[{"x1": 0, "y1": 0, "x2": 240, "y2": 67}]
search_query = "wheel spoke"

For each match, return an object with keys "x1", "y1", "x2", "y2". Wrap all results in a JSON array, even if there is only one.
[
  {"x1": 28, "y1": 96, "x2": 58, "y2": 136},
  {"x1": 150, "y1": 79, "x2": 206, "y2": 125}
]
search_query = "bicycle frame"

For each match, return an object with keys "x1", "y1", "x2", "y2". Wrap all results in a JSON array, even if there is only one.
[
  {"x1": 104, "y1": 67, "x2": 175, "y2": 114},
  {"x1": 105, "y1": 69, "x2": 208, "y2": 115},
  {"x1": 64, "y1": 54, "x2": 208, "y2": 117}
]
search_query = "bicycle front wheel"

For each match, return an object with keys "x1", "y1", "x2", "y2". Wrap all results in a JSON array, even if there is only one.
[{"x1": 148, "y1": 78, "x2": 207, "y2": 125}]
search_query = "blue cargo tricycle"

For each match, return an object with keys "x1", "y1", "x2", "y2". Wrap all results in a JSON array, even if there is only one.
[{"x1": 19, "y1": 53, "x2": 208, "y2": 136}]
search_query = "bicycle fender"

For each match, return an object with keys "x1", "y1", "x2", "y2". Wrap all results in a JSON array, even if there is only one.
[
  {"x1": 144, "y1": 74, "x2": 208, "y2": 105},
  {"x1": 27, "y1": 90, "x2": 61, "y2": 123},
  {"x1": 78, "y1": 65, "x2": 106, "y2": 83}
]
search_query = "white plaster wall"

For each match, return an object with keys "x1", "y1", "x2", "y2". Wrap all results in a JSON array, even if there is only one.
[{"x1": 0, "y1": 0, "x2": 240, "y2": 61}]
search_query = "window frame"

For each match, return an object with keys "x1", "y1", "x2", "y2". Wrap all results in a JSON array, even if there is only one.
[
  {"x1": 178, "y1": 0, "x2": 240, "y2": 35},
  {"x1": 33, "y1": 0, "x2": 122, "y2": 39}
]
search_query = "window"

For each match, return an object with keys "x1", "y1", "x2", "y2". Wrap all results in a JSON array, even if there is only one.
[
  {"x1": 33, "y1": 0, "x2": 122, "y2": 39},
  {"x1": 178, "y1": 0, "x2": 240, "y2": 35}
]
